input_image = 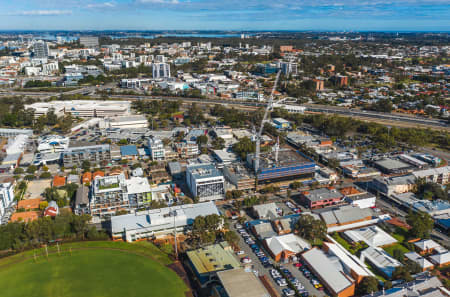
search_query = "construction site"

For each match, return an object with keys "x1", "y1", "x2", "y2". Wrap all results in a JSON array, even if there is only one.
[{"x1": 247, "y1": 148, "x2": 316, "y2": 187}]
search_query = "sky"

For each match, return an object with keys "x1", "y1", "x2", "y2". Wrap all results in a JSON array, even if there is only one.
[{"x1": 0, "y1": 0, "x2": 449, "y2": 31}]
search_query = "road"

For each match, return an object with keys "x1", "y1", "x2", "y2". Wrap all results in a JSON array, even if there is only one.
[
  {"x1": 305, "y1": 104, "x2": 448, "y2": 129},
  {"x1": 0, "y1": 89, "x2": 447, "y2": 129}
]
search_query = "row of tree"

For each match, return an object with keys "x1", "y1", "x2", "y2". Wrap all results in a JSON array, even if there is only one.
[{"x1": 0, "y1": 212, "x2": 108, "y2": 252}]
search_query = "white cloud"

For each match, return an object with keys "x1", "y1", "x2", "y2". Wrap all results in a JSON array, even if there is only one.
[
  {"x1": 87, "y1": 1, "x2": 117, "y2": 9},
  {"x1": 137, "y1": 0, "x2": 179, "y2": 4},
  {"x1": 8, "y1": 10, "x2": 72, "y2": 16}
]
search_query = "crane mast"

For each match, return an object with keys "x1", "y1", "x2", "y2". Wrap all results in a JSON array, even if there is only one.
[{"x1": 254, "y1": 70, "x2": 282, "y2": 174}]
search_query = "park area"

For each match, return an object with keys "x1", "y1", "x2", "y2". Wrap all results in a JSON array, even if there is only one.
[{"x1": 0, "y1": 241, "x2": 189, "y2": 297}]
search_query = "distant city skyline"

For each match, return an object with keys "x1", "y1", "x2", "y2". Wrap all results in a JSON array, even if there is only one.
[{"x1": 0, "y1": 0, "x2": 449, "y2": 31}]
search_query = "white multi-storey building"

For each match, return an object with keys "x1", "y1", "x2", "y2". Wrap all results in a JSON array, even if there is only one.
[
  {"x1": 90, "y1": 174, "x2": 151, "y2": 218},
  {"x1": 33, "y1": 41, "x2": 49, "y2": 59},
  {"x1": 37, "y1": 135, "x2": 70, "y2": 154},
  {"x1": 0, "y1": 183, "x2": 15, "y2": 224},
  {"x1": 186, "y1": 164, "x2": 225, "y2": 201},
  {"x1": 79, "y1": 36, "x2": 99, "y2": 48},
  {"x1": 25, "y1": 100, "x2": 131, "y2": 118},
  {"x1": 148, "y1": 137, "x2": 165, "y2": 161},
  {"x1": 279, "y1": 62, "x2": 298, "y2": 75},
  {"x1": 152, "y1": 63, "x2": 170, "y2": 78}
]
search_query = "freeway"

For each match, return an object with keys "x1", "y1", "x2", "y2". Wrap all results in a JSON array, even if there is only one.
[
  {"x1": 108, "y1": 95, "x2": 449, "y2": 129},
  {"x1": 0, "y1": 89, "x2": 447, "y2": 129},
  {"x1": 305, "y1": 104, "x2": 448, "y2": 128}
]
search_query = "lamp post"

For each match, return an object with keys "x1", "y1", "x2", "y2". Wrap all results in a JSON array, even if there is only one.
[{"x1": 172, "y1": 209, "x2": 178, "y2": 260}]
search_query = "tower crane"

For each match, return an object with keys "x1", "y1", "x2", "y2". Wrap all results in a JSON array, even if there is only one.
[{"x1": 254, "y1": 70, "x2": 287, "y2": 174}]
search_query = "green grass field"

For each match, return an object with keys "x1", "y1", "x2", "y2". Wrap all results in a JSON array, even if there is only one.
[{"x1": 0, "y1": 241, "x2": 188, "y2": 297}]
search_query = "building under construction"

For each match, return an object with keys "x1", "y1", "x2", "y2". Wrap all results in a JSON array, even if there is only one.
[{"x1": 247, "y1": 148, "x2": 315, "y2": 186}]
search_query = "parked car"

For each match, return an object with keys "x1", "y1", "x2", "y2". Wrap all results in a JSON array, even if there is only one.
[
  {"x1": 270, "y1": 269, "x2": 281, "y2": 278},
  {"x1": 282, "y1": 288, "x2": 295, "y2": 296},
  {"x1": 236, "y1": 250, "x2": 245, "y2": 256},
  {"x1": 241, "y1": 257, "x2": 252, "y2": 264},
  {"x1": 276, "y1": 278, "x2": 288, "y2": 287}
]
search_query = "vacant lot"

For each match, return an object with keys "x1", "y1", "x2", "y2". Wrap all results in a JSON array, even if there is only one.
[
  {"x1": 25, "y1": 179, "x2": 51, "y2": 199},
  {"x1": 0, "y1": 241, "x2": 188, "y2": 297}
]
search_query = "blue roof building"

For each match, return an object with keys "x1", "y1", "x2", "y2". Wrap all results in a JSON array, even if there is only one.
[{"x1": 120, "y1": 145, "x2": 139, "y2": 157}]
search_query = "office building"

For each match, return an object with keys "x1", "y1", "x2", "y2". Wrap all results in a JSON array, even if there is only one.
[
  {"x1": 280, "y1": 62, "x2": 298, "y2": 75},
  {"x1": 25, "y1": 100, "x2": 131, "y2": 118},
  {"x1": 120, "y1": 78, "x2": 150, "y2": 89},
  {"x1": 37, "y1": 135, "x2": 70, "y2": 154},
  {"x1": 371, "y1": 175, "x2": 416, "y2": 196},
  {"x1": 33, "y1": 41, "x2": 49, "y2": 59},
  {"x1": 412, "y1": 166, "x2": 450, "y2": 185},
  {"x1": 152, "y1": 62, "x2": 171, "y2": 78},
  {"x1": 373, "y1": 158, "x2": 413, "y2": 175},
  {"x1": 186, "y1": 164, "x2": 225, "y2": 201},
  {"x1": 111, "y1": 201, "x2": 220, "y2": 242},
  {"x1": 175, "y1": 141, "x2": 199, "y2": 158},
  {"x1": 148, "y1": 137, "x2": 165, "y2": 161},
  {"x1": 63, "y1": 144, "x2": 111, "y2": 167},
  {"x1": 0, "y1": 183, "x2": 15, "y2": 224},
  {"x1": 79, "y1": 36, "x2": 99, "y2": 48},
  {"x1": 300, "y1": 187, "x2": 344, "y2": 209},
  {"x1": 103, "y1": 115, "x2": 148, "y2": 130}
]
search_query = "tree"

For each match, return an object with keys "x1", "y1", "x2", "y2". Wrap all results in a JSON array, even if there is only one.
[
  {"x1": 13, "y1": 167, "x2": 24, "y2": 174},
  {"x1": 39, "y1": 201, "x2": 48, "y2": 210},
  {"x1": 26, "y1": 165, "x2": 37, "y2": 174},
  {"x1": 232, "y1": 137, "x2": 255, "y2": 160},
  {"x1": 224, "y1": 231, "x2": 239, "y2": 246},
  {"x1": 356, "y1": 277, "x2": 379, "y2": 296},
  {"x1": 81, "y1": 160, "x2": 91, "y2": 172},
  {"x1": 24, "y1": 175, "x2": 35, "y2": 181},
  {"x1": 118, "y1": 139, "x2": 128, "y2": 145},
  {"x1": 212, "y1": 137, "x2": 225, "y2": 150},
  {"x1": 40, "y1": 172, "x2": 52, "y2": 179},
  {"x1": 392, "y1": 266, "x2": 413, "y2": 282},
  {"x1": 196, "y1": 135, "x2": 208, "y2": 146},
  {"x1": 393, "y1": 248, "x2": 405, "y2": 262},
  {"x1": 294, "y1": 214, "x2": 327, "y2": 242},
  {"x1": 406, "y1": 211, "x2": 434, "y2": 239}
]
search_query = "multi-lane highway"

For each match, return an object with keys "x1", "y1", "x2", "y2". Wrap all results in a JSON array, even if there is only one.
[{"x1": 0, "y1": 89, "x2": 447, "y2": 129}]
